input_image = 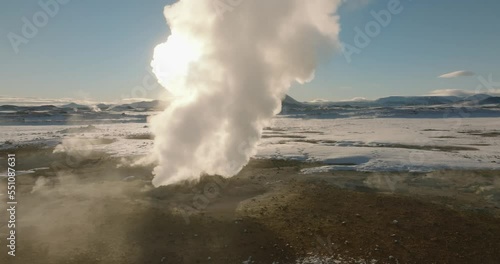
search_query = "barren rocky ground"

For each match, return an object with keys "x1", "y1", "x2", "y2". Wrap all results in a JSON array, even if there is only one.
[{"x1": 0, "y1": 148, "x2": 499, "y2": 263}]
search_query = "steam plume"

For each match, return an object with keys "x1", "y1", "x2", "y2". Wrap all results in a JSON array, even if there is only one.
[{"x1": 150, "y1": 0, "x2": 342, "y2": 186}]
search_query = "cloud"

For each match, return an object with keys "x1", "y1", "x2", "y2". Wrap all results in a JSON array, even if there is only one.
[
  {"x1": 0, "y1": 96, "x2": 97, "y2": 106},
  {"x1": 427, "y1": 89, "x2": 475, "y2": 97},
  {"x1": 308, "y1": 97, "x2": 369, "y2": 103},
  {"x1": 340, "y1": 97, "x2": 369, "y2": 102},
  {"x1": 427, "y1": 89, "x2": 500, "y2": 97},
  {"x1": 308, "y1": 98, "x2": 331, "y2": 103},
  {"x1": 438, "y1": 70, "x2": 475, "y2": 78}
]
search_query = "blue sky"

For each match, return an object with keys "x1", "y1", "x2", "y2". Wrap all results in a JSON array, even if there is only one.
[{"x1": 1, "y1": 0, "x2": 499, "y2": 102}]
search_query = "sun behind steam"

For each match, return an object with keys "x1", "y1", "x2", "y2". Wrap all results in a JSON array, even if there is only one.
[
  {"x1": 149, "y1": 0, "x2": 341, "y2": 186},
  {"x1": 151, "y1": 32, "x2": 203, "y2": 97}
]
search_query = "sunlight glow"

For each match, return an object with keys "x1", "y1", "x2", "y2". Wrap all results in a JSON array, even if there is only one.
[{"x1": 151, "y1": 32, "x2": 202, "y2": 97}]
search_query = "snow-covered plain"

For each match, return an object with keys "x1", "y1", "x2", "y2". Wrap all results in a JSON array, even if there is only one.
[
  {"x1": 263, "y1": 116, "x2": 500, "y2": 172},
  {"x1": 1, "y1": 114, "x2": 499, "y2": 174}
]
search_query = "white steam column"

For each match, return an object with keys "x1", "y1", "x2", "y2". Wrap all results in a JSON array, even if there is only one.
[{"x1": 150, "y1": 0, "x2": 342, "y2": 186}]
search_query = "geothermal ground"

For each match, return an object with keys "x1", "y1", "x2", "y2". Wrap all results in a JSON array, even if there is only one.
[{"x1": 1, "y1": 115, "x2": 500, "y2": 263}]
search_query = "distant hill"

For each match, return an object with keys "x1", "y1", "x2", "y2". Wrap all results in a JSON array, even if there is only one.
[
  {"x1": 61, "y1": 103, "x2": 92, "y2": 110},
  {"x1": 275, "y1": 93, "x2": 500, "y2": 117},
  {"x1": 1, "y1": 94, "x2": 499, "y2": 114},
  {"x1": 374, "y1": 96, "x2": 461, "y2": 106},
  {"x1": 2, "y1": 94, "x2": 500, "y2": 125},
  {"x1": 282, "y1": 95, "x2": 303, "y2": 107},
  {"x1": 464, "y1": 94, "x2": 491, "y2": 102},
  {"x1": 109, "y1": 100, "x2": 165, "y2": 111},
  {"x1": 282, "y1": 95, "x2": 468, "y2": 108},
  {"x1": 479, "y1": 97, "x2": 500, "y2": 105}
]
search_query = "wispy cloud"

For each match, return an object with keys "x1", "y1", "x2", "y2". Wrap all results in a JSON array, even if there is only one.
[
  {"x1": 0, "y1": 96, "x2": 112, "y2": 106},
  {"x1": 438, "y1": 70, "x2": 475, "y2": 78},
  {"x1": 308, "y1": 97, "x2": 370, "y2": 103},
  {"x1": 340, "y1": 97, "x2": 369, "y2": 102},
  {"x1": 427, "y1": 89, "x2": 500, "y2": 97},
  {"x1": 0, "y1": 96, "x2": 79, "y2": 106}
]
